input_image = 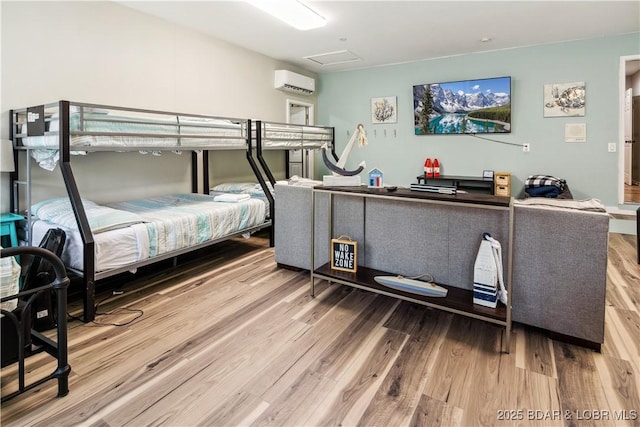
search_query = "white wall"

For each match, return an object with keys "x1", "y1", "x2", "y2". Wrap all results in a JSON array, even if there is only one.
[{"x1": 0, "y1": 1, "x2": 316, "y2": 211}]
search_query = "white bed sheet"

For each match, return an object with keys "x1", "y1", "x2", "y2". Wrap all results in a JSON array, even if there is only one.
[{"x1": 31, "y1": 220, "x2": 149, "y2": 273}]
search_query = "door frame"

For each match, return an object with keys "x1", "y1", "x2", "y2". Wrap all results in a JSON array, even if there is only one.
[
  {"x1": 286, "y1": 98, "x2": 315, "y2": 178},
  {"x1": 286, "y1": 98, "x2": 314, "y2": 126},
  {"x1": 619, "y1": 54, "x2": 640, "y2": 204}
]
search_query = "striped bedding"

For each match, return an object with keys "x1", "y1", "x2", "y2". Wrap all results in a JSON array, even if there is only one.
[
  {"x1": 109, "y1": 193, "x2": 265, "y2": 258},
  {"x1": 30, "y1": 193, "x2": 267, "y2": 272}
]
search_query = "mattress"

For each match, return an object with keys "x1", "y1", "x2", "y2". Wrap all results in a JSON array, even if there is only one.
[
  {"x1": 109, "y1": 193, "x2": 266, "y2": 258},
  {"x1": 29, "y1": 193, "x2": 267, "y2": 273},
  {"x1": 21, "y1": 110, "x2": 245, "y2": 149},
  {"x1": 17, "y1": 104, "x2": 248, "y2": 156},
  {"x1": 19, "y1": 106, "x2": 246, "y2": 170}
]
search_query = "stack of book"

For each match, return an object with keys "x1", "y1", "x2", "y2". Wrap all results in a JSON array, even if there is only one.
[{"x1": 409, "y1": 183, "x2": 456, "y2": 195}]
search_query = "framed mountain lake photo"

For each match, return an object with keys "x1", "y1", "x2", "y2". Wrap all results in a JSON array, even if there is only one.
[{"x1": 413, "y1": 76, "x2": 511, "y2": 135}]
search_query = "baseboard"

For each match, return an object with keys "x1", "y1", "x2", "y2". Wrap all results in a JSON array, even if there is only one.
[{"x1": 607, "y1": 207, "x2": 638, "y2": 235}]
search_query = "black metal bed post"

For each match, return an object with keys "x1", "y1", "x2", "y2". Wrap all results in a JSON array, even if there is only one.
[
  {"x1": 8, "y1": 110, "x2": 18, "y2": 213},
  {"x1": 191, "y1": 151, "x2": 199, "y2": 193},
  {"x1": 330, "y1": 127, "x2": 339, "y2": 162},
  {"x1": 201, "y1": 150, "x2": 209, "y2": 194},
  {"x1": 58, "y1": 101, "x2": 97, "y2": 322},
  {"x1": 255, "y1": 121, "x2": 276, "y2": 186},
  {"x1": 245, "y1": 120, "x2": 274, "y2": 247}
]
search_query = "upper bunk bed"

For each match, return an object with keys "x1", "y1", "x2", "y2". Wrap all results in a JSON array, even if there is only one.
[
  {"x1": 206, "y1": 120, "x2": 336, "y2": 244},
  {"x1": 10, "y1": 101, "x2": 271, "y2": 322},
  {"x1": 252, "y1": 120, "x2": 335, "y2": 185}
]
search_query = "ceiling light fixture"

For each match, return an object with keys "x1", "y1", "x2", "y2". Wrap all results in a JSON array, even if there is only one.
[{"x1": 247, "y1": 0, "x2": 326, "y2": 31}]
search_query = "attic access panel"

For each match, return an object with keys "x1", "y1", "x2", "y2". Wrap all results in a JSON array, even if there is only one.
[{"x1": 305, "y1": 50, "x2": 361, "y2": 66}]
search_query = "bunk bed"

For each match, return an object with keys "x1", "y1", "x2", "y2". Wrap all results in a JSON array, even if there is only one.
[
  {"x1": 10, "y1": 101, "x2": 272, "y2": 322},
  {"x1": 206, "y1": 120, "x2": 336, "y2": 244},
  {"x1": 252, "y1": 120, "x2": 335, "y2": 184}
]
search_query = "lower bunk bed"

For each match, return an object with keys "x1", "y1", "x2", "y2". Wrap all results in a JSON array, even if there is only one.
[{"x1": 28, "y1": 193, "x2": 269, "y2": 321}]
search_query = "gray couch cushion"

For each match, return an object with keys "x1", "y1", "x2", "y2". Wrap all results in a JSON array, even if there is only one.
[
  {"x1": 512, "y1": 204, "x2": 609, "y2": 343},
  {"x1": 365, "y1": 199, "x2": 509, "y2": 289}
]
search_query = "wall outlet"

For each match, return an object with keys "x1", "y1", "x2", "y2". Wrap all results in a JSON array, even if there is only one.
[
  {"x1": 608, "y1": 142, "x2": 617, "y2": 152},
  {"x1": 523, "y1": 143, "x2": 530, "y2": 152}
]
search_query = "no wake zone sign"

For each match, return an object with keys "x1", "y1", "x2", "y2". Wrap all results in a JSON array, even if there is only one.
[{"x1": 331, "y1": 236, "x2": 358, "y2": 273}]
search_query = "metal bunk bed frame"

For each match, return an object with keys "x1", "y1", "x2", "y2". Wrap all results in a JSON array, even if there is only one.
[
  {"x1": 250, "y1": 120, "x2": 337, "y2": 245},
  {"x1": 10, "y1": 100, "x2": 272, "y2": 322}
]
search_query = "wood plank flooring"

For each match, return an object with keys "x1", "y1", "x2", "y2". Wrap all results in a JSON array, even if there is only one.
[
  {"x1": 1, "y1": 231, "x2": 639, "y2": 426},
  {"x1": 625, "y1": 184, "x2": 640, "y2": 204}
]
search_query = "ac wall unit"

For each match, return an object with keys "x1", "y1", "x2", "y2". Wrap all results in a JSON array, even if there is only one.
[{"x1": 274, "y1": 70, "x2": 315, "y2": 95}]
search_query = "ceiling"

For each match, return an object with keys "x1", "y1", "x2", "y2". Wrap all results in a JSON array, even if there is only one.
[{"x1": 119, "y1": 1, "x2": 640, "y2": 74}]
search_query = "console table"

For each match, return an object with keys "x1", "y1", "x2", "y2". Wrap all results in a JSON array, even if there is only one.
[
  {"x1": 310, "y1": 185, "x2": 513, "y2": 353},
  {"x1": 416, "y1": 174, "x2": 494, "y2": 194}
]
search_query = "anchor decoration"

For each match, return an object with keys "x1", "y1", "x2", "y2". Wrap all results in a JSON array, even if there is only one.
[{"x1": 321, "y1": 124, "x2": 368, "y2": 176}]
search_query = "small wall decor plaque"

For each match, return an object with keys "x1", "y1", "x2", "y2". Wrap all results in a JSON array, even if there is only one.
[
  {"x1": 371, "y1": 96, "x2": 397, "y2": 124},
  {"x1": 331, "y1": 235, "x2": 358, "y2": 273},
  {"x1": 543, "y1": 82, "x2": 585, "y2": 117}
]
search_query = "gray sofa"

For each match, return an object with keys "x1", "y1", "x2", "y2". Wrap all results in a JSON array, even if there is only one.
[
  {"x1": 274, "y1": 183, "x2": 610, "y2": 348},
  {"x1": 511, "y1": 200, "x2": 609, "y2": 348}
]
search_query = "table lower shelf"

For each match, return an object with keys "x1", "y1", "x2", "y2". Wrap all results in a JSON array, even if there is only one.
[{"x1": 312, "y1": 263, "x2": 507, "y2": 325}]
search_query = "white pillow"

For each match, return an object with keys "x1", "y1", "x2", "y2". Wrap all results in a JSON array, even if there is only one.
[
  {"x1": 211, "y1": 182, "x2": 258, "y2": 194},
  {"x1": 31, "y1": 197, "x2": 98, "y2": 221}
]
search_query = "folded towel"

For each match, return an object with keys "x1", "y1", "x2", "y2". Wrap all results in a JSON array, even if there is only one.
[
  {"x1": 525, "y1": 185, "x2": 561, "y2": 198},
  {"x1": 514, "y1": 197, "x2": 606, "y2": 212},
  {"x1": 213, "y1": 193, "x2": 251, "y2": 203},
  {"x1": 525, "y1": 175, "x2": 566, "y2": 191}
]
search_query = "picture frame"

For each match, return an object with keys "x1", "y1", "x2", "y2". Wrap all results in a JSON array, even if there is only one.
[
  {"x1": 483, "y1": 170, "x2": 494, "y2": 179},
  {"x1": 413, "y1": 76, "x2": 511, "y2": 135},
  {"x1": 371, "y1": 96, "x2": 397, "y2": 124},
  {"x1": 543, "y1": 82, "x2": 585, "y2": 117}
]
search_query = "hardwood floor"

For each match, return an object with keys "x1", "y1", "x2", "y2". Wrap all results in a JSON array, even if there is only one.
[
  {"x1": 1, "y1": 232, "x2": 639, "y2": 426},
  {"x1": 625, "y1": 184, "x2": 640, "y2": 204}
]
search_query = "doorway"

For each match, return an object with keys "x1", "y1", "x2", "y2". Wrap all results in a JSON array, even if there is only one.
[
  {"x1": 621, "y1": 56, "x2": 640, "y2": 204},
  {"x1": 286, "y1": 99, "x2": 315, "y2": 179}
]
